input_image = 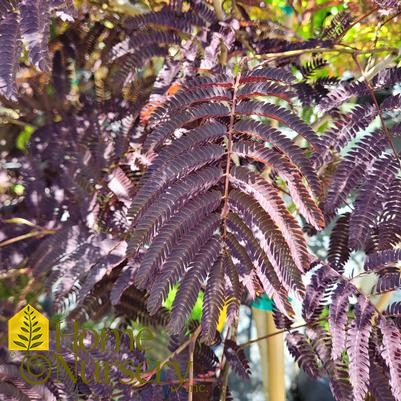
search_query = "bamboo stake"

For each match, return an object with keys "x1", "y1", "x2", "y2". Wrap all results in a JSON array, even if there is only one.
[
  {"x1": 266, "y1": 312, "x2": 285, "y2": 401},
  {"x1": 252, "y1": 308, "x2": 285, "y2": 401}
]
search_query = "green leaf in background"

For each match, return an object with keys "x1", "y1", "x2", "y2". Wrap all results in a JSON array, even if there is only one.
[
  {"x1": 16, "y1": 124, "x2": 34, "y2": 151},
  {"x1": 163, "y1": 284, "x2": 203, "y2": 322},
  {"x1": 12, "y1": 183, "x2": 24, "y2": 196}
]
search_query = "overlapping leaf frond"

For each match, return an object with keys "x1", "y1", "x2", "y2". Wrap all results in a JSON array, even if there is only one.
[
  {"x1": 323, "y1": 131, "x2": 388, "y2": 215},
  {"x1": 286, "y1": 330, "x2": 321, "y2": 378},
  {"x1": 223, "y1": 339, "x2": 251, "y2": 379},
  {"x1": 0, "y1": 0, "x2": 76, "y2": 99},
  {"x1": 320, "y1": 11, "x2": 354, "y2": 42},
  {"x1": 308, "y1": 62, "x2": 401, "y2": 399},
  {"x1": 298, "y1": 262, "x2": 400, "y2": 401},
  {"x1": 318, "y1": 66, "x2": 401, "y2": 254},
  {"x1": 328, "y1": 213, "x2": 351, "y2": 272},
  {"x1": 0, "y1": 12, "x2": 21, "y2": 99},
  {"x1": 120, "y1": 65, "x2": 323, "y2": 343},
  {"x1": 2, "y1": 2, "x2": 401, "y2": 401},
  {"x1": 0, "y1": 333, "x2": 169, "y2": 401}
]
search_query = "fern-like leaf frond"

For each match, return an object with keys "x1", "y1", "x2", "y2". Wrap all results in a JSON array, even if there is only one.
[
  {"x1": 20, "y1": 0, "x2": 50, "y2": 72},
  {"x1": 0, "y1": 12, "x2": 21, "y2": 99},
  {"x1": 347, "y1": 297, "x2": 376, "y2": 401}
]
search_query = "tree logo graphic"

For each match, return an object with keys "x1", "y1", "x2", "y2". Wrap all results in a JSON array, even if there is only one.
[{"x1": 8, "y1": 304, "x2": 49, "y2": 351}]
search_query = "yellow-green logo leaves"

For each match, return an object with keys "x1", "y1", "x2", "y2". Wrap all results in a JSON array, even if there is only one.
[{"x1": 8, "y1": 304, "x2": 49, "y2": 351}]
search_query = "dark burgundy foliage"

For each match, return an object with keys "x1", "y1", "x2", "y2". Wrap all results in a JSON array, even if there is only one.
[
  {"x1": 223, "y1": 339, "x2": 251, "y2": 379},
  {"x1": 1, "y1": 1, "x2": 401, "y2": 401}
]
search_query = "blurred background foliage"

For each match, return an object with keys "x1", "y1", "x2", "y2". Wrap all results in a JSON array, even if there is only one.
[
  {"x1": 2, "y1": 0, "x2": 399, "y2": 250},
  {"x1": 1, "y1": 1, "x2": 401, "y2": 400}
]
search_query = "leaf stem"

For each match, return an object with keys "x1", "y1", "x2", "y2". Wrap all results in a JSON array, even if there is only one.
[
  {"x1": 218, "y1": 319, "x2": 239, "y2": 401},
  {"x1": 212, "y1": 0, "x2": 224, "y2": 21},
  {"x1": 27, "y1": 309, "x2": 32, "y2": 352},
  {"x1": 256, "y1": 45, "x2": 399, "y2": 63},
  {"x1": 188, "y1": 327, "x2": 199, "y2": 401},
  {"x1": 0, "y1": 229, "x2": 56, "y2": 248},
  {"x1": 131, "y1": 325, "x2": 202, "y2": 389},
  {"x1": 352, "y1": 54, "x2": 401, "y2": 165},
  {"x1": 239, "y1": 319, "x2": 321, "y2": 349},
  {"x1": 334, "y1": 6, "x2": 379, "y2": 43},
  {"x1": 221, "y1": 66, "x2": 242, "y2": 237}
]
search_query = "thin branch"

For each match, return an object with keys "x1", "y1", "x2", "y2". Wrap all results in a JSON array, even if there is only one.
[
  {"x1": 239, "y1": 319, "x2": 321, "y2": 349},
  {"x1": 0, "y1": 267, "x2": 29, "y2": 279},
  {"x1": 366, "y1": 9, "x2": 401, "y2": 73},
  {"x1": 352, "y1": 54, "x2": 401, "y2": 165},
  {"x1": 0, "y1": 118, "x2": 36, "y2": 129},
  {"x1": 157, "y1": 377, "x2": 216, "y2": 386},
  {"x1": 187, "y1": 327, "x2": 199, "y2": 401},
  {"x1": 334, "y1": 6, "x2": 379, "y2": 43},
  {"x1": 219, "y1": 313, "x2": 240, "y2": 401},
  {"x1": 212, "y1": 0, "x2": 224, "y2": 21},
  {"x1": 241, "y1": 258, "x2": 398, "y2": 349},
  {"x1": 371, "y1": 287, "x2": 399, "y2": 298},
  {"x1": 0, "y1": 229, "x2": 56, "y2": 248},
  {"x1": 221, "y1": 66, "x2": 242, "y2": 236},
  {"x1": 1, "y1": 217, "x2": 44, "y2": 229},
  {"x1": 256, "y1": 45, "x2": 399, "y2": 63},
  {"x1": 159, "y1": 325, "x2": 200, "y2": 370},
  {"x1": 16, "y1": 278, "x2": 36, "y2": 311},
  {"x1": 131, "y1": 325, "x2": 202, "y2": 389}
]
